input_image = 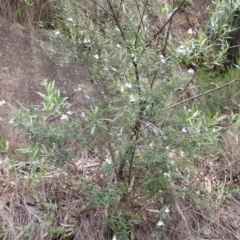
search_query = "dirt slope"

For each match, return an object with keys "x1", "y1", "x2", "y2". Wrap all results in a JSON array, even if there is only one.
[{"x1": 0, "y1": 17, "x2": 93, "y2": 152}]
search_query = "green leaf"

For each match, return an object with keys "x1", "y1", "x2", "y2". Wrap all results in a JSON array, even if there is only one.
[{"x1": 13, "y1": 4, "x2": 28, "y2": 17}]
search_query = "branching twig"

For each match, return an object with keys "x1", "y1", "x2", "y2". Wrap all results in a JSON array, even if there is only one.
[
  {"x1": 145, "y1": 0, "x2": 186, "y2": 48},
  {"x1": 168, "y1": 75, "x2": 240, "y2": 109},
  {"x1": 134, "y1": 0, "x2": 149, "y2": 45}
]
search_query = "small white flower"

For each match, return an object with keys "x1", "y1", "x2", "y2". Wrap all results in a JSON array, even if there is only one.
[
  {"x1": 111, "y1": 67, "x2": 117, "y2": 72},
  {"x1": 105, "y1": 157, "x2": 112, "y2": 164},
  {"x1": 103, "y1": 66, "x2": 109, "y2": 71},
  {"x1": 94, "y1": 54, "x2": 99, "y2": 60},
  {"x1": 188, "y1": 109, "x2": 192, "y2": 112},
  {"x1": 213, "y1": 128, "x2": 216, "y2": 132},
  {"x1": 131, "y1": 53, "x2": 137, "y2": 61},
  {"x1": 66, "y1": 111, "x2": 72, "y2": 115},
  {"x1": 187, "y1": 28, "x2": 194, "y2": 35},
  {"x1": 188, "y1": 68, "x2": 195, "y2": 74},
  {"x1": 112, "y1": 236, "x2": 117, "y2": 240},
  {"x1": 55, "y1": 31, "x2": 60, "y2": 36},
  {"x1": 60, "y1": 114, "x2": 68, "y2": 120},
  {"x1": 169, "y1": 160, "x2": 174, "y2": 165},
  {"x1": 67, "y1": 17, "x2": 73, "y2": 22},
  {"x1": 160, "y1": 55, "x2": 166, "y2": 64},
  {"x1": 9, "y1": 119, "x2": 14, "y2": 124},
  {"x1": 81, "y1": 112, "x2": 85, "y2": 118},
  {"x1": 180, "y1": 151, "x2": 185, "y2": 157},
  {"x1": 83, "y1": 39, "x2": 91, "y2": 43},
  {"x1": 149, "y1": 142, "x2": 153, "y2": 148},
  {"x1": 0, "y1": 100, "x2": 6, "y2": 105},
  {"x1": 181, "y1": 128, "x2": 187, "y2": 133},
  {"x1": 130, "y1": 95, "x2": 136, "y2": 102},
  {"x1": 115, "y1": 27, "x2": 120, "y2": 32},
  {"x1": 120, "y1": 86, "x2": 124, "y2": 92},
  {"x1": 165, "y1": 208, "x2": 170, "y2": 213},
  {"x1": 164, "y1": 172, "x2": 170, "y2": 177},
  {"x1": 157, "y1": 220, "x2": 165, "y2": 226},
  {"x1": 116, "y1": 44, "x2": 121, "y2": 48},
  {"x1": 125, "y1": 83, "x2": 132, "y2": 89},
  {"x1": 177, "y1": 45, "x2": 187, "y2": 55},
  {"x1": 165, "y1": 146, "x2": 170, "y2": 150}
]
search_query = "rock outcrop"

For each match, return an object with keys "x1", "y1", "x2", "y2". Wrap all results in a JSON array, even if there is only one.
[{"x1": 0, "y1": 17, "x2": 93, "y2": 152}]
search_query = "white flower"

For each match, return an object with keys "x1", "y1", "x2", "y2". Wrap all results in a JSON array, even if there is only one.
[
  {"x1": 169, "y1": 160, "x2": 174, "y2": 165},
  {"x1": 81, "y1": 112, "x2": 85, "y2": 118},
  {"x1": 103, "y1": 66, "x2": 109, "y2": 71},
  {"x1": 165, "y1": 208, "x2": 170, "y2": 213},
  {"x1": 67, "y1": 17, "x2": 73, "y2": 22},
  {"x1": 83, "y1": 39, "x2": 91, "y2": 43},
  {"x1": 125, "y1": 83, "x2": 132, "y2": 89},
  {"x1": 9, "y1": 119, "x2": 14, "y2": 124},
  {"x1": 188, "y1": 68, "x2": 195, "y2": 74},
  {"x1": 112, "y1": 236, "x2": 117, "y2": 240},
  {"x1": 180, "y1": 151, "x2": 185, "y2": 157},
  {"x1": 55, "y1": 31, "x2": 60, "y2": 36},
  {"x1": 177, "y1": 45, "x2": 187, "y2": 55},
  {"x1": 116, "y1": 44, "x2": 121, "y2": 48},
  {"x1": 165, "y1": 146, "x2": 170, "y2": 150},
  {"x1": 187, "y1": 28, "x2": 194, "y2": 35},
  {"x1": 111, "y1": 67, "x2": 117, "y2": 72},
  {"x1": 0, "y1": 100, "x2": 6, "y2": 106},
  {"x1": 164, "y1": 172, "x2": 170, "y2": 177},
  {"x1": 131, "y1": 53, "x2": 137, "y2": 61},
  {"x1": 115, "y1": 27, "x2": 120, "y2": 32},
  {"x1": 66, "y1": 111, "x2": 72, "y2": 115},
  {"x1": 157, "y1": 220, "x2": 165, "y2": 226},
  {"x1": 160, "y1": 55, "x2": 166, "y2": 64},
  {"x1": 120, "y1": 86, "x2": 124, "y2": 92},
  {"x1": 94, "y1": 54, "x2": 99, "y2": 60},
  {"x1": 181, "y1": 128, "x2": 187, "y2": 133},
  {"x1": 130, "y1": 95, "x2": 136, "y2": 102},
  {"x1": 105, "y1": 157, "x2": 112, "y2": 164},
  {"x1": 60, "y1": 114, "x2": 68, "y2": 120}
]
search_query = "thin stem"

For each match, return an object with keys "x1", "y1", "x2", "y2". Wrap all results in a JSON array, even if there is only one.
[{"x1": 168, "y1": 74, "x2": 240, "y2": 109}]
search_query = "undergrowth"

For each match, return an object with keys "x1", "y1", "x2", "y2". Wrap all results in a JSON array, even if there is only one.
[{"x1": 1, "y1": 0, "x2": 240, "y2": 239}]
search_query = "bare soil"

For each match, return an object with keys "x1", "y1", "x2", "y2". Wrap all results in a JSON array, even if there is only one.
[{"x1": 0, "y1": 17, "x2": 95, "y2": 152}]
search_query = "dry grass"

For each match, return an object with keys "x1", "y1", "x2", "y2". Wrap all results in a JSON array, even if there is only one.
[
  {"x1": 0, "y1": 0, "x2": 55, "y2": 28},
  {"x1": 1, "y1": 146, "x2": 240, "y2": 240},
  {"x1": 164, "y1": 200, "x2": 240, "y2": 240}
]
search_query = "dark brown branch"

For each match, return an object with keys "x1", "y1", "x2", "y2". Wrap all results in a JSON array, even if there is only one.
[{"x1": 153, "y1": 0, "x2": 186, "y2": 39}]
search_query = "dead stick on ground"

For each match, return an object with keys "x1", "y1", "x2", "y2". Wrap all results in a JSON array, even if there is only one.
[{"x1": 167, "y1": 75, "x2": 240, "y2": 109}]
